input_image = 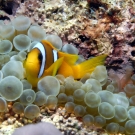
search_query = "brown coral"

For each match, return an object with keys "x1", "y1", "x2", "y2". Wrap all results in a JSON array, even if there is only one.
[{"x1": 82, "y1": 17, "x2": 111, "y2": 39}]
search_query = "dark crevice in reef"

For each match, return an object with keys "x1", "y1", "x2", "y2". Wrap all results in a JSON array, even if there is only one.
[
  {"x1": 21, "y1": 0, "x2": 25, "y2": 3},
  {"x1": 0, "y1": 16, "x2": 10, "y2": 21},
  {"x1": 1, "y1": 7, "x2": 12, "y2": 15},
  {"x1": 78, "y1": 35, "x2": 90, "y2": 42},
  {"x1": 89, "y1": 2, "x2": 104, "y2": 9},
  {"x1": 87, "y1": 0, "x2": 107, "y2": 9},
  {"x1": 0, "y1": 1, "x2": 13, "y2": 14},
  {"x1": 129, "y1": 39, "x2": 135, "y2": 46},
  {"x1": 0, "y1": 0, "x2": 20, "y2": 15},
  {"x1": 131, "y1": 50, "x2": 135, "y2": 57}
]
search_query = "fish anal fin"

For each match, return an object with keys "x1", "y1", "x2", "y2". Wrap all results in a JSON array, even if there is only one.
[{"x1": 58, "y1": 61, "x2": 74, "y2": 77}]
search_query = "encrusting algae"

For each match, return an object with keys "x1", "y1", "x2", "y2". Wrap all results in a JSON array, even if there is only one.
[{"x1": 0, "y1": 15, "x2": 135, "y2": 135}]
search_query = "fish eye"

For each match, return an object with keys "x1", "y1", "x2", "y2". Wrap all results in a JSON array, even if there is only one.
[{"x1": 38, "y1": 53, "x2": 43, "y2": 62}]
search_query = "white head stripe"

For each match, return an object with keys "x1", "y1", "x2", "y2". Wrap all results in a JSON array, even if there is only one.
[
  {"x1": 53, "y1": 50, "x2": 58, "y2": 62},
  {"x1": 33, "y1": 42, "x2": 46, "y2": 78}
]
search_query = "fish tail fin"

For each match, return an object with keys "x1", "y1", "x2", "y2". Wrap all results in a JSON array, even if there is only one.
[{"x1": 72, "y1": 54, "x2": 107, "y2": 79}]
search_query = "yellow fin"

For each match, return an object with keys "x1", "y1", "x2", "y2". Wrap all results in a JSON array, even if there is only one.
[
  {"x1": 41, "y1": 40, "x2": 58, "y2": 50},
  {"x1": 58, "y1": 61, "x2": 74, "y2": 77},
  {"x1": 58, "y1": 51, "x2": 79, "y2": 65},
  {"x1": 72, "y1": 54, "x2": 107, "y2": 79},
  {"x1": 44, "y1": 57, "x2": 64, "y2": 76}
]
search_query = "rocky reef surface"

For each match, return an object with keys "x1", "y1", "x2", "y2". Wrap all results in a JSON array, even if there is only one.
[{"x1": 1, "y1": 0, "x2": 135, "y2": 75}]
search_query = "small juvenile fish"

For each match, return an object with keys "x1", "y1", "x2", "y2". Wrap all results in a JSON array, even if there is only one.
[{"x1": 24, "y1": 40, "x2": 107, "y2": 87}]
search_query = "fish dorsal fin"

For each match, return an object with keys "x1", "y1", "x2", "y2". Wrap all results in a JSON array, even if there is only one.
[
  {"x1": 58, "y1": 51, "x2": 79, "y2": 65},
  {"x1": 33, "y1": 42, "x2": 46, "y2": 78},
  {"x1": 41, "y1": 40, "x2": 58, "y2": 50}
]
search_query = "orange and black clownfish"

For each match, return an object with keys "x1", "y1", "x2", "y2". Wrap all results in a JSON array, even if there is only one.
[{"x1": 24, "y1": 40, "x2": 107, "y2": 87}]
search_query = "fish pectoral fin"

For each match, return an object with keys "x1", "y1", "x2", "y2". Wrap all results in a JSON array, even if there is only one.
[{"x1": 45, "y1": 57, "x2": 64, "y2": 76}]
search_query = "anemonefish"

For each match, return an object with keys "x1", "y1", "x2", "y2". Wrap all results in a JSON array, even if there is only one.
[{"x1": 24, "y1": 40, "x2": 107, "y2": 87}]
